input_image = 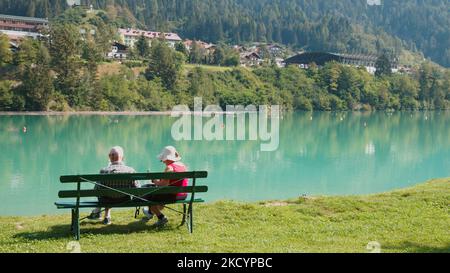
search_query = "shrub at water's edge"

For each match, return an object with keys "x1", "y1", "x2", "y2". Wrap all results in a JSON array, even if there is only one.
[{"x1": 0, "y1": 178, "x2": 448, "y2": 253}]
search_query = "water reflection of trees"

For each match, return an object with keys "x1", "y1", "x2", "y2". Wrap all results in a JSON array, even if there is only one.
[
  {"x1": 280, "y1": 111, "x2": 450, "y2": 159},
  {"x1": 1, "y1": 112, "x2": 449, "y2": 171},
  {"x1": 1, "y1": 112, "x2": 449, "y2": 175}
]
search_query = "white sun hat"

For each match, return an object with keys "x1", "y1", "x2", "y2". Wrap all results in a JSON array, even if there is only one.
[{"x1": 158, "y1": 146, "x2": 181, "y2": 162}]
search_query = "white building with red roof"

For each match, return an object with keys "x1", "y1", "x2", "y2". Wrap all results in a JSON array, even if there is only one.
[
  {"x1": 0, "y1": 14, "x2": 48, "y2": 43},
  {"x1": 118, "y1": 28, "x2": 182, "y2": 48}
]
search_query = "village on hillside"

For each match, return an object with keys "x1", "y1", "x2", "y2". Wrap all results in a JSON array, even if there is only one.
[{"x1": 0, "y1": 10, "x2": 415, "y2": 75}]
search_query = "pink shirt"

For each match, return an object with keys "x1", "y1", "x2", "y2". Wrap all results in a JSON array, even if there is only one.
[{"x1": 168, "y1": 163, "x2": 188, "y2": 199}]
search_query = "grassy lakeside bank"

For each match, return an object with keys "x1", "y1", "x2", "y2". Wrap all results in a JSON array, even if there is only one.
[{"x1": 0, "y1": 178, "x2": 448, "y2": 253}]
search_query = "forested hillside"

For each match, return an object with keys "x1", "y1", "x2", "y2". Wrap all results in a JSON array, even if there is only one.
[{"x1": 1, "y1": 0, "x2": 449, "y2": 67}]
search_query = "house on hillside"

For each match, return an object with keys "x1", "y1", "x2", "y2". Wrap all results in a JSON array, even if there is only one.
[
  {"x1": 267, "y1": 44, "x2": 284, "y2": 57},
  {"x1": 8, "y1": 41, "x2": 19, "y2": 53},
  {"x1": 231, "y1": 43, "x2": 288, "y2": 66},
  {"x1": 183, "y1": 39, "x2": 216, "y2": 54},
  {"x1": 397, "y1": 65, "x2": 415, "y2": 75},
  {"x1": 274, "y1": 57, "x2": 285, "y2": 68},
  {"x1": 107, "y1": 41, "x2": 129, "y2": 60},
  {"x1": 240, "y1": 51, "x2": 262, "y2": 67},
  {"x1": 118, "y1": 28, "x2": 182, "y2": 48},
  {"x1": 232, "y1": 45, "x2": 245, "y2": 53}
]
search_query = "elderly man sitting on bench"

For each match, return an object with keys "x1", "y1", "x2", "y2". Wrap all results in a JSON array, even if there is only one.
[{"x1": 87, "y1": 146, "x2": 139, "y2": 225}]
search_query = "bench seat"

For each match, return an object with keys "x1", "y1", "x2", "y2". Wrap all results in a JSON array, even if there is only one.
[{"x1": 55, "y1": 198, "x2": 205, "y2": 209}]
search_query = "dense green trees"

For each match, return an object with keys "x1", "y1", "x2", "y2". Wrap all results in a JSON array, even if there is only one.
[
  {"x1": 16, "y1": 40, "x2": 54, "y2": 110},
  {"x1": 0, "y1": 8, "x2": 449, "y2": 112},
  {"x1": 0, "y1": 81, "x2": 15, "y2": 110},
  {"x1": 252, "y1": 63, "x2": 450, "y2": 111},
  {"x1": 2, "y1": 0, "x2": 449, "y2": 67},
  {"x1": 0, "y1": 35, "x2": 13, "y2": 67},
  {"x1": 0, "y1": 16, "x2": 112, "y2": 111},
  {"x1": 175, "y1": 41, "x2": 240, "y2": 67},
  {"x1": 214, "y1": 45, "x2": 240, "y2": 67},
  {"x1": 1, "y1": 43, "x2": 449, "y2": 112},
  {"x1": 135, "y1": 35, "x2": 150, "y2": 59},
  {"x1": 188, "y1": 41, "x2": 203, "y2": 64},
  {"x1": 174, "y1": 42, "x2": 188, "y2": 57},
  {"x1": 187, "y1": 67, "x2": 215, "y2": 105},
  {"x1": 144, "y1": 39, "x2": 184, "y2": 90},
  {"x1": 48, "y1": 23, "x2": 86, "y2": 107},
  {"x1": 375, "y1": 53, "x2": 393, "y2": 78}
]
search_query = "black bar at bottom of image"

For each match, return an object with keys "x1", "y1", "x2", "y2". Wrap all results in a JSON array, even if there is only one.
[{"x1": 0, "y1": 253, "x2": 446, "y2": 272}]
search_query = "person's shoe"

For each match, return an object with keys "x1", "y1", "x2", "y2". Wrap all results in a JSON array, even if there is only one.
[
  {"x1": 142, "y1": 208, "x2": 154, "y2": 221},
  {"x1": 87, "y1": 211, "x2": 101, "y2": 220},
  {"x1": 153, "y1": 217, "x2": 168, "y2": 227},
  {"x1": 102, "y1": 217, "x2": 112, "y2": 225}
]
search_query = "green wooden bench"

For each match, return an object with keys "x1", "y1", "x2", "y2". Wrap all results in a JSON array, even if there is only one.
[{"x1": 55, "y1": 171, "x2": 208, "y2": 240}]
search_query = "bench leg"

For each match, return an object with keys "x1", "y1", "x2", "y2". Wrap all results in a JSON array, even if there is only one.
[
  {"x1": 180, "y1": 204, "x2": 187, "y2": 226},
  {"x1": 70, "y1": 209, "x2": 75, "y2": 232},
  {"x1": 73, "y1": 208, "x2": 80, "y2": 241},
  {"x1": 187, "y1": 203, "x2": 193, "y2": 234}
]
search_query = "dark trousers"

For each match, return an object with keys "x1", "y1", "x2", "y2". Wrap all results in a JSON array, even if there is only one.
[{"x1": 140, "y1": 184, "x2": 186, "y2": 202}]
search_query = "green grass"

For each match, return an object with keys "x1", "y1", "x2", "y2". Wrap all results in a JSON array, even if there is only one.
[
  {"x1": 0, "y1": 178, "x2": 449, "y2": 253},
  {"x1": 183, "y1": 64, "x2": 236, "y2": 72},
  {"x1": 96, "y1": 63, "x2": 235, "y2": 78}
]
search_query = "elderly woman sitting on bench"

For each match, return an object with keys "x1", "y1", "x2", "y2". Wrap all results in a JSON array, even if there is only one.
[{"x1": 141, "y1": 146, "x2": 188, "y2": 227}]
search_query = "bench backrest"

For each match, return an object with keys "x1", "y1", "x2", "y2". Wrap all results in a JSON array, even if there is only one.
[
  {"x1": 60, "y1": 171, "x2": 208, "y2": 183},
  {"x1": 58, "y1": 171, "x2": 208, "y2": 200}
]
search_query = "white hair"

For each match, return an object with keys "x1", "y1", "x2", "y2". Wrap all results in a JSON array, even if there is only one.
[{"x1": 109, "y1": 146, "x2": 124, "y2": 160}]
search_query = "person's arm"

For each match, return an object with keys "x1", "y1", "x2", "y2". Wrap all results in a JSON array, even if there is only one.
[
  {"x1": 95, "y1": 168, "x2": 107, "y2": 189},
  {"x1": 153, "y1": 166, "x2": 174, "y2": 186},
  {"x1": 130, "y1": 168, "x2": 140, "y2": 188}
]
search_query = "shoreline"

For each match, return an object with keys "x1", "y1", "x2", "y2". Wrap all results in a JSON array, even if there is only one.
[
  {"x1": 0, "y1": 110, "x2": 281, "y2": 116},
  {"x1": 0, "y1": 111, "x2": 175, "y2": 116},
  {"x1": 0, "y1": 110, "x2": 449, "y2": 116}
]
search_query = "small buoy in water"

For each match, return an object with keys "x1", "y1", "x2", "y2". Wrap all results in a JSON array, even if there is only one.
[
  {"x1": 310, "y1": 116, "x2": 313, "y2": 121},
  {"x1": 22, "y1": 126, "x2": 27, "y2": 133},
  {"x1": 364, "y1": 122, "x2": 367, "y2": 127}
]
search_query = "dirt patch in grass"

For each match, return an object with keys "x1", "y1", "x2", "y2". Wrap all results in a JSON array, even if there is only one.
[
  {"x1": 97, "y1": 62, "x2": 122, "y2": 77},
  {"x1": 264, "y1": 202, "x2": 289, "y2": 207}
]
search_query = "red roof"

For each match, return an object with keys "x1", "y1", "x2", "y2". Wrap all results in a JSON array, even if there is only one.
[
  {"x1": 183, "y1": 39, "x2": 215, "y2": 49},
  {"x1": 119, "y1": 28, "x2": 181, "y2": 41},
  {"x1": 0, "y1": 22, "x2": 36, "y2": 29}
]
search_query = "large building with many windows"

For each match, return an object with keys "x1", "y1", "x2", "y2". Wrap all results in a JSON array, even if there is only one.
[
  {"x1": 118, "y1": 28, "x2": 182, "y2": 48},
  {"x1": 0, "y1": 14, "x2": 48, "y2": 43},
  {"x1": 284, "y1": 51, "x2": 399, "y2": 74}
]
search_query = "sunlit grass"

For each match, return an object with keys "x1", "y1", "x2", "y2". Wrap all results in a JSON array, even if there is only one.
[
  {"x1": 183, "y1": 64, "x2": 236, "y2": 72},
  {"x1": 96, "y1": 62, "x2": 237, "y2": 79},
  {"x1": 0, "y1": 178, "x2": 448, "y2": 253}
]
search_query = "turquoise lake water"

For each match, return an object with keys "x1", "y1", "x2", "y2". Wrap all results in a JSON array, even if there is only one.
[{"x1": 0, "y1": 112, "x2": 449, "y2": 215}]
